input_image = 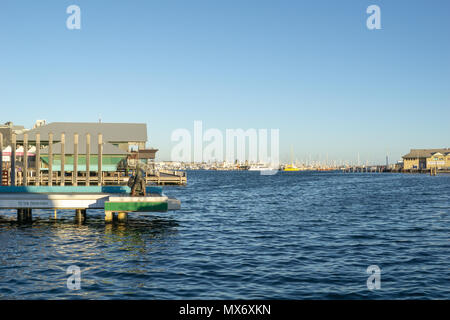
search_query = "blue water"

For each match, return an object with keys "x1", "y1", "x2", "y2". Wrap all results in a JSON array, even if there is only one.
[{"x1": 0, "y1": 171, "x2": 449, "y2": 299}]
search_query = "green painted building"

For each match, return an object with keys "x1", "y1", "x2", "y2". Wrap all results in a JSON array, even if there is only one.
[
  {"x1": 39, "y1": 139, "x2": 128, "y2": 172},
  {"x1": 14, "y1": 122, "x2": 150, "y2": 172}
]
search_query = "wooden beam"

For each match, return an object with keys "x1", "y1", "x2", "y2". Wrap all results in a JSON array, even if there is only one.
[
  {"x1": 23, "y1": 133, "x2": 28, "y2": 186},
  {"x1": 35, "y1": 133, "x2": 40, "y2": 186},
  {"x1": 11, "y1": 133, "x2": 16, "y2": 186},
  {"x1": 73, "y1": 133, "x2": 78, "y2": 186},
  {"x1": 86, "y1": 133, "x2": 90, "y2": 186},
  {"x1": 98, "y1": 133, "x2": 103, "y2": 186},
  {"x1": 48, "y1": 132, "x2": 53, "y2": 186},
  {"x1": 60, "y1": 133, "x2": 65, "y2": 186}
]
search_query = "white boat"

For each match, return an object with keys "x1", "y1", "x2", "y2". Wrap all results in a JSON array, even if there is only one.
[{"x1": 248, "y1": 164, "x2": 275, "y2": 171}]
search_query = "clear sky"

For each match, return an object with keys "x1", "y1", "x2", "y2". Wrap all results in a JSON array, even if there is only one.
[{"x1": 1, "y1": 0, "x2": 449, "y2": 164}]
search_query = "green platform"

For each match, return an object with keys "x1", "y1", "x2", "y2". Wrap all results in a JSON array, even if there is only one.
[{"x1": 104, "y1": 201, "x2": 168, "y2": 212}]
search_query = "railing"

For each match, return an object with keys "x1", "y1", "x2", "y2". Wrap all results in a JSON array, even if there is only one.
[
  {"x1": 1, "y1": 131, "x2": 187, "y2": 186},
  {"x1": 1, "y1": 132, "x2": 105, "y2": 187},
  {"x1": 1, "y1": 170, "x2": 8, "y2": 186}
]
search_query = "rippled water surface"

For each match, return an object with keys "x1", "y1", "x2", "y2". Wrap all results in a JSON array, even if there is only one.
[{"x1": 0, "y1": 171, "x2": 449, "y2": 299}]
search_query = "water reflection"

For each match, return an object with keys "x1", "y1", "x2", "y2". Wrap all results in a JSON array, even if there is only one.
[
  {"x1": 0, "y1": 209, "x2": 180, "y2": 298},
  {"x1": 103, "y1": 217, "x2": 179, "y2": 255},
  {"x1": 1, "y1": 172, "x2": 450, "y2": 299},
  {"x1": 0, "y1": 211, "x2": 179, "y2": 263}
]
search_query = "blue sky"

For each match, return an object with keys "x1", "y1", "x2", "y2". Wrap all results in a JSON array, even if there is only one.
[{"x1": 0, "y1": 0, "x2": 449, "y2": 163}]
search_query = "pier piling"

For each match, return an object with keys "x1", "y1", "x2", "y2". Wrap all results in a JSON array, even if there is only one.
[
  {"x1": 117, "y1": 212, "x2": 128, "y2": 222},
  {"x1": 17, "y1": 209, "x2": 24, "y2": 222},
  {"x1": 75, "y1": 208, "x2": 86, "y2": 222},
  {"x1": 105, "y1": 211, "x2": 114, "y2": 223},
  {"x1": 17, "y1": 208, "x2": 32, "y2": 223},
  {"x1": 26, "y1": 208, "x2": 32, "y2": 221}
]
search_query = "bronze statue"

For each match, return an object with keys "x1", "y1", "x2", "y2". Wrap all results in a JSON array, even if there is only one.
[{"x1": 128, "y1": 163, "x2": 146, "y2": 196}]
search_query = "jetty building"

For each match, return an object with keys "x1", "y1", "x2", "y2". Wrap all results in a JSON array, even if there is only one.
[
  {"x1": 1, "y1": 121, "x2": 185, "y2": 186},
  {"x1": 402, "y1": 148, "x2": 450, "y2": 170}
]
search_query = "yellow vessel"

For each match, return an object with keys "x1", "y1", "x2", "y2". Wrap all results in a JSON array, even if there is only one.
[
  {"x1": 283, "y1": 146, "x2": 301, "y2": 171},
  {"x1": 283, "y1": 164, "x2": 301, "y2": 171}
]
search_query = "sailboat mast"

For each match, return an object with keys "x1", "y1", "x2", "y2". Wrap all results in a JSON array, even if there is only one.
[{"x1": 290, "y1": 145, "x2": 294, "y2": 166}]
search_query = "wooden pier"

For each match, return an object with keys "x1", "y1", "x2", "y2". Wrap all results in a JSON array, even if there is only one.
[
  {"x1": 400, "y1": 168, "x2": 450, "y2": 175},
  {"x1": 0, "y1": 170, "x2": 186, "y2": 186},
  {"x1": 340, "y1": 165, "x2": 450, "y2": 175},
  {"x1": 341, "y1": 166, "x2": 388, "y2": 173},
  {"x1": 0, "y1": 186, "x2": 181, "y2": 223},
  {"x1": 0, "y1": 130, "x2": 182, "y2": 223}
]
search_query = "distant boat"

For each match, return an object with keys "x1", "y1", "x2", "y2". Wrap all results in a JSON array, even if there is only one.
[
  {"x1": 283, "y1": 164, "x2": 301, "y2": 172},
  {"x1": 283, "y1": 145, "x2": 301, "y2": 171},
  {"x1": 248, "y1": 164, "x2": 274, "y2": 171}
]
